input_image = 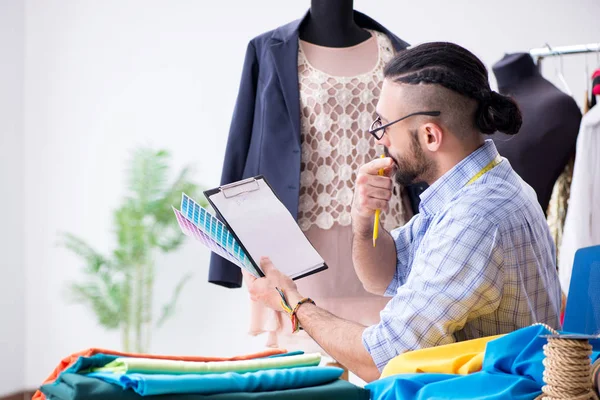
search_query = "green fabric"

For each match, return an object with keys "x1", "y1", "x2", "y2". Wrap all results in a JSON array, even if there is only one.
[
  {"x1": 92, "y1": 353, "x2": 321, "y2": 375},
  {"x1": 41, "y1": 372, "x2": 369, "y2": 400}
]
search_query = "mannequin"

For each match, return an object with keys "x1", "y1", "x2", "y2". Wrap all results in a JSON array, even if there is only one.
[
  {"x1": 491, "y1": 53, "x2": 582, "y2": 213},
  {"x1": 209, "y1": 1, "x2": 412, "y2": 376},
  {"x1": 300, "y1": 0, "x2": 429, "y2": 212},
  {"x1": 300, "y1": 0, "x2": 371, "y2": 47},
  {"x1": 251, "y1": 0, "x2": 411, "y2": 364}
]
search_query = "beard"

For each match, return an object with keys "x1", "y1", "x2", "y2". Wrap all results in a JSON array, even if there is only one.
[{"x1": 384, "y1": 130, "x2": 436, "y2": 187}]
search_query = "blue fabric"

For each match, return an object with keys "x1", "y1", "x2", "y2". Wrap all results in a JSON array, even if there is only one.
[
  {"x1": 369, "y1": 373, "x2": 541, "y2": 400},
  {"x1": 483, "y1": 326, "x2": 600, "y2": 382},
  {"x1": 87, "y1": 366, "x2": 343, "y2": 396},
  {"x1": 362, "y1": 140, "x2": 562, "y2": 370},
  {"x1": 366, "y1": 325, "x2": 600, "y2": 400},
  {"x1": 563, "y1": 245, "x2": 600, "y2": 335},
  {"x1": 206, "y1": 10, "x2": 411, "y2": 289}
]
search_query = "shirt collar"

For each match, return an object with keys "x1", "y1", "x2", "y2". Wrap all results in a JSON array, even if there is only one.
[{"x1": 418, "y1": 140, "x2": 501, "y2": 215}]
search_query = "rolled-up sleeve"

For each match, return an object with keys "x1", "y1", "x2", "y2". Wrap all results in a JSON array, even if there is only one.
[
  {"x1": 363, "y1": 214, "x2": 504, "y2": 370},
  {"x1": 384, "y1": 216, "x2": 419, "y2": 296}
]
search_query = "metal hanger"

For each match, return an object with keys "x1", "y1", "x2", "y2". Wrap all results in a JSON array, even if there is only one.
[{"x1": 545, "y1": 43, "x2": 573, "y2": 96}]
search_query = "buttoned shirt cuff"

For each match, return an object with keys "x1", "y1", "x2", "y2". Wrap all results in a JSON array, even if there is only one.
[
  {"x1": 384, "y1": 268, "x2": 401, "y2": 297},
  {"x1": 362, "y1": 323, "x2": 396, "y2": 371}
]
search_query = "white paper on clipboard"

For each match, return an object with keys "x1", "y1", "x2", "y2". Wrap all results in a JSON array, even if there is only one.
[{"x1": 207, "y1": 177, "x2": 326, "y2": 280}]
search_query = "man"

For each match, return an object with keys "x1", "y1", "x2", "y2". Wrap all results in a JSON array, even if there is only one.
[{"x1": 246, "y1": 42, "x2": 561, "y2": 383}]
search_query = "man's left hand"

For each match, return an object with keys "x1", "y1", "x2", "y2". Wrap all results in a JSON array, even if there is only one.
[{"x1": 246, "y1": 257, "x2": 302, "y2": 311}]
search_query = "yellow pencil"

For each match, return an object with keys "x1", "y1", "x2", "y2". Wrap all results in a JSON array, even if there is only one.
[{"x1": 373, "y1": 154, "x2": 385, "y2": 247}]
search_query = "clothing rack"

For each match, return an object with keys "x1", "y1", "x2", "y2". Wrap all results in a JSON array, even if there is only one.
[{"x1": 530, "y1": 43, "x2": 600, "y2": 63}]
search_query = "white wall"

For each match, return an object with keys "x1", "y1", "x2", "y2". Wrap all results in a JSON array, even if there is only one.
[
  {"x1": 362, "y1": 0, "x2": 600, "y2": 108},
  {"x1": 0, "y1": 0, "x2": 25, "y2": 395},
  {"x1": 15, "y1": 0, "x2": 600, "y2": 390}
]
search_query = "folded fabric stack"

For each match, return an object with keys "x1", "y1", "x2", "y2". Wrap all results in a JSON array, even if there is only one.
[
  {"x1": 367, "y1": 325, "x2": 600, "y2": 400},
  {"x1": 37, "y1": 348, "x2": 369, "y2": 400}
]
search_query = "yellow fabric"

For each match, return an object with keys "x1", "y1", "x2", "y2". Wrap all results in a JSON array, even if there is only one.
[{"x1": 380, "y1": 334, "x2": 504, "y2": 378}]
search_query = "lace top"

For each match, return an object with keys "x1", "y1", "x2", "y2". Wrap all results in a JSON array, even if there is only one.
[{"x1": 297, "y1": 30, "x2": 406, "y2": 232}]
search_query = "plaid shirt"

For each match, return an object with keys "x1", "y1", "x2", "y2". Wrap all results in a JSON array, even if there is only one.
[{"x1": 362, "y1": 140, "x2": 561, "y2": 371}]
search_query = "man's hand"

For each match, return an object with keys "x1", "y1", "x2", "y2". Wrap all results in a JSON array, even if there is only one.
[
  {"x1": 246, "y1": 257, "x2": 301, "y2": 311},
  {"x1": 246, "y1": 258, "x2": 381, "y2": 383},
  {"x1": 350, "y1": 156, "x2": 399, "y2": 295},
  {"x1": 351, "y1": 157, "x2": 395, "y2": 235}
]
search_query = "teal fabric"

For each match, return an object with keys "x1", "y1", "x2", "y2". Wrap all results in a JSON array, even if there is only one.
[
  {"x1": 265, "y1": 350, "x2": 304, "y2": 358},
  {"x1": 87, "y1": 366, "x2": 343, "y2": 396},
  {"x1": 367, "y1": 325, "x2": 600, "y2": 400},
  {"x1": 61, "y1": 354, "x2": 119, "y2": 374},
  {"x1": 41, "y1": 372, "x2": 369, "y2": 400}
]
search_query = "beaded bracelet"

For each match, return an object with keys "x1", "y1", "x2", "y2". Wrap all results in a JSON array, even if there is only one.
[{"x1": 276, "y1": 287, "x2": 315, "y2": 333}]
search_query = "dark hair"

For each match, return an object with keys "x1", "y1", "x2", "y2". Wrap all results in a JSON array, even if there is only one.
[{"x1": 384, "y1": 42, "x2": 523, "y2": 135}]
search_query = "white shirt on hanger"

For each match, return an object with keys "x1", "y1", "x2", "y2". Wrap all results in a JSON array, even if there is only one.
[{"x1": 559, "y1": 104, "x2": 600, "y2": 295}]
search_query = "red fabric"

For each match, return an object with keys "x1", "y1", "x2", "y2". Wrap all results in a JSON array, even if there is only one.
[
  {"x1": 560, "y1": 292, "x2": 566, "y2": 327},
  {"x1": 33, "y1": 347, "x2": 287, "y2": 400},
  {"x1": 593, "y1": 70, "x2": 600, "y2": 96}
]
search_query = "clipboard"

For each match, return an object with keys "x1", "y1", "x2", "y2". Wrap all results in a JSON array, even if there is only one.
[{"x1": 204, "y1": 175, "x2": 328, "y2": 280}]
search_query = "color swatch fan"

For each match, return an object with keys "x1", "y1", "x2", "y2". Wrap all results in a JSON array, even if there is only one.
[{"x1": 173, "y1": 193, "x2": 260, "y2": 277}]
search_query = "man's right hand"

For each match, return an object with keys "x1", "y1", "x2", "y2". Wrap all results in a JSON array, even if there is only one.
[
  {"x1": 351, "y1": 156, "x2": 396, "y2": 231},
  {"x1": 351, "y1": 156, "x2": 399, "y2": 295}
]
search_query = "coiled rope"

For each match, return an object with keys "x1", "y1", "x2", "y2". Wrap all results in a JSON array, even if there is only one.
[{"x1": 533, "y1": 323, "x2": 599, "y2": 400}]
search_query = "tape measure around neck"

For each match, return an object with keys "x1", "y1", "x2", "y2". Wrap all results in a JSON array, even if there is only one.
[{"x1": 465, "y1": 155, "x2": 503, "y2": 186}]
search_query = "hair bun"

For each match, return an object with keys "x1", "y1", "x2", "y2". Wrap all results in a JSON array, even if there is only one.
[{"x1": 476, "y1": 91, "x2": 523, "y2": 135}]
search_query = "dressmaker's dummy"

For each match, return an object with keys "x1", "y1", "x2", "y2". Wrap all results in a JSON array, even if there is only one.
[
  {"x1": 491, "y1": 53, "x2": 581, "y2": 213},
  {"x1": 264, "y1": 0, "x2": 410, "y2": 354},
  {"x1": 209, "y1": 0, "x2": 412, "y2": 371},
  {"x1": 299, "y1": 0, "x2": 370, "y2": 46}
]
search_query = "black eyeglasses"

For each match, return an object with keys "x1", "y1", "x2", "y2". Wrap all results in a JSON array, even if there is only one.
[{"x1": 369, "y1": 111, "x2": 441, "y2": 140}]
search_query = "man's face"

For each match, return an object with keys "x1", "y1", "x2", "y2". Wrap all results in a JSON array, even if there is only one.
[{"x1": 376, "y1": 80, "x2": 435, "y2": 186}]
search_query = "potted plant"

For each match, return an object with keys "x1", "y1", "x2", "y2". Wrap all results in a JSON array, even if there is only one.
[{"x1": 59, "y1": 148, "x2": 206, "y2": 353}]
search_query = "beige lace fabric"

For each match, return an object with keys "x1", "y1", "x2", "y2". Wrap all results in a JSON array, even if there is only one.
[
  {"x1": 546, "y1": 156, "x2": 575, "y2": 270},
  {"x1": 247, "y1": 31, "x2": 410, "y2": 355},
  {"x1": 297, "y1": 29, "x2": 407, "y2": 232}
]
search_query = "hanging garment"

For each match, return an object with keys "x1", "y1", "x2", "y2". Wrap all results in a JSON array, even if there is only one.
[
  {"x1": 33, "y1": 348, "x2": 286, "y2": 400},
  {"x1": 546, "y1": 156, "x2": 574, "y2": 266},
  {"x1": 208, "y1": 10, "x2": 415, "y2": 289},
  {"x1": 247, "y1": 27, "x2": 410, "y2": 353},
  {"x1": 366, "y1": 325, "x2": 600, "y2": 400},
  {"x1": 547, "y1": 89, "x2": 594, "y2": 313},
  {"x1": 295, "y1": 29, "x2": 407, "y2": 233},
  {"x1": 491, "y1": 53, "x2": 581, "y2": 214},
  {"x1": 593, "y1": 70, "x2": 600, "y2": 98},
  {"x1": 559, "y1": 105, "x2": 600, "y2": 295}
]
